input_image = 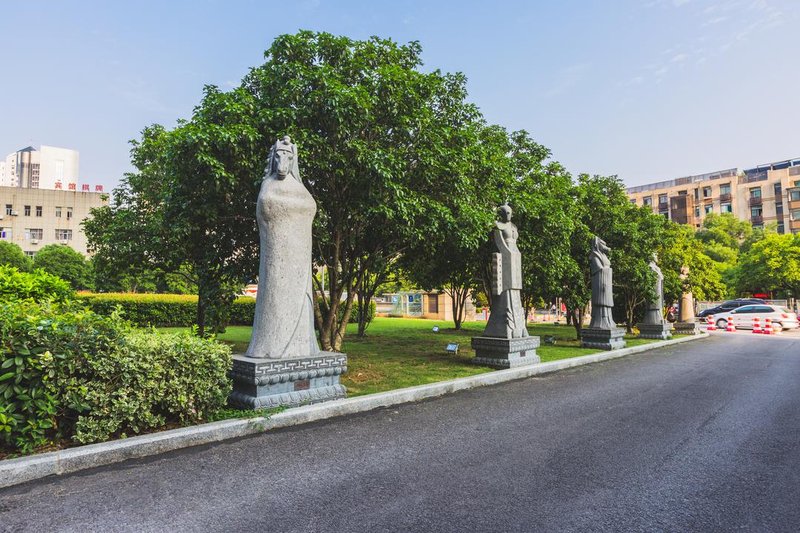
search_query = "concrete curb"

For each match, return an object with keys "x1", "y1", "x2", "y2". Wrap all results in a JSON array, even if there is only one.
[{"x1": 0, "y1": 332, "x2": 709, "y2": 489}]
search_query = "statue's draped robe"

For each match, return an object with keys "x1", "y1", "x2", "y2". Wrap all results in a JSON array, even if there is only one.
[
  {"x1": 483, "y1": 223, "x2": 529, "y2": 339},
  {"x1": 245, "y1": 172, "x2": 319, "y2": 359},
  {"x1": 589, "y1": 247, "x2": 615, "y2": 329}
]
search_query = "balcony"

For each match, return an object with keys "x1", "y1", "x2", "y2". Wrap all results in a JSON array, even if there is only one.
[
  {"x1": 749, "y1": 196, "x2": 763, "y2": 207},
  {"x1": 751, "y1": 215, "x2": 764, "y2": 225},
  {"x1": 719, "y1": 192, "x2": 732, "y2": 202}
]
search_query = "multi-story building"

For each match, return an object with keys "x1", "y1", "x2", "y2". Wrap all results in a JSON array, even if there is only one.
[
  {"x1": 1, "y1": 145, "x2": 80, "y2": 189},
  {"x1": 0, "y1": 186, "x2": 107, "y2": 257},
  {"x1": 627, "y1": 158, "x2": 800, "y2": 234}
]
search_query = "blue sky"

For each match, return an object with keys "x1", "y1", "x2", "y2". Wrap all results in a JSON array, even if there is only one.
[{"x1": 1, "y1": 0, "x2": 798, "y2": 189}]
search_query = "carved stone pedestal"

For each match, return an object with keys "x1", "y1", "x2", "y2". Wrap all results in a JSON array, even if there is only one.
[
  {"x1": 229, "y1": 352, "x2": 347, "y2": 409},
  {"x1": 471, "y1": 336, "x2": 540, "y2": 368},
  {"x1": 674, "y1": 321, "x2": 701, "y2": 335},
  {"x1": 581, "y1": 327, "x2": 626, "y2": 350},
  {"x1": 637, "y1": 322, "x2": 673, "y2": 340}
]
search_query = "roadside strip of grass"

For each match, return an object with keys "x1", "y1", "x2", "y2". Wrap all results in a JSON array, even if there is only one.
[{"x1": 160, "y1": 317, "x2": 673, "y2": 397}]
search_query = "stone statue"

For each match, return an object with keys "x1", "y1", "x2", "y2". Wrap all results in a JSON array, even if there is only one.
[
  {"x1": 581, "y1": 235, "x2": 626, "y2": 349},
  {"x1": 589, "y1": 236, "x2": 615, "y2": 330},
  {"x1": 483, "y1": 204, "x2": 529, "y2": 339},
  {"x1": 637, "y1": 254, "x2": 672, "y2": 339},
  {"x1": 230, "y1": 136, "x2": 347, "y2": 409},
  {"x1": 471, "y1": 204, "x2": 539, "y2": 368},
  {"x1": 642, "y1": 254, "x2": 665, "y2": 325},
  {"x1": 674, "y1": 265, "x2": 700, "y2": 334},
  {"x1": 245, "y1": 135, "x2": 319, "y2": 360}
]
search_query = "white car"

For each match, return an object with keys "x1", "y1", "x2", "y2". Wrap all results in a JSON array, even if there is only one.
[{"x1": 710, "y1": 304, "x2": 799, "y2": 331}]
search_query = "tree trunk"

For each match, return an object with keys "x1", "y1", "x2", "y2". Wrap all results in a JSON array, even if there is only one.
[{"x1": 445, "y1": 283, "x2": 469, "y2": 330}]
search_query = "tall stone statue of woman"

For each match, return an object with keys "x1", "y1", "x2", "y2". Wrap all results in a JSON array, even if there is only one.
[
  {"x1": 245, "y1": 136, "x2": 320, "y2": 360},
  {"x1": 589, "y1": 236, "x2": 615, "y2": 330},
  {"x1": 483, "y1": 204, "x2": 529, "y2": 339},
  {"x1": 642, "y1": 253, "x2": 665, "y2": 324}
]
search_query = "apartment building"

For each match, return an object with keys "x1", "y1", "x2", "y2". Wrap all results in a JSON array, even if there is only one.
[
  {"x1": 627, "y1": 158, "x2": 800, "y2": 234},
  {"x1": 0, "y1": 186, "x2": 107, "y2": 256},
  {"x1": 1, "y1": 145, "x2": 80, "y2": 189}
]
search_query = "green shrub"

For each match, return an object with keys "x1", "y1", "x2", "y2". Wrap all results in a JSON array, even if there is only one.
[
  {"x1": 0, "y1": 265, "x2": 73, "y2": 303},
  {"x1": 0, "y1": 241, "x2": 32, "y2": 271},
  {"x1": 0, "y1": 300, "x2": 232, "y2": 452},
  {"x1": 339, "y1": 300, "x2": 377, "y2": 324},
  {"x1": 59, "y1": 330, "x2": 231, "y2": 444},
  {"x1": 76, "y1": 293, "x2": 256, "y2": 327}
]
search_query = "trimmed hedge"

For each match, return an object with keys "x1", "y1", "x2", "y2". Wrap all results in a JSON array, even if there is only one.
[
  {"x1": 78, "y1": 293, "x2": 376, "y2": 328},
  {"x1": 0, "y1": 300, "x2": 231, "y2": 452},
  {"x1": 77, "y1": 293, "x2": 257, "y2": 327}
]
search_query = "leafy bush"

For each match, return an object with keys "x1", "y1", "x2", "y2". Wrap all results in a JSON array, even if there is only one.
[
  {"x1": 33, "y1": 245, "x2": 94, "y2": 290},
  {"x1": 0, "y1": 300, "x2": 232, "y2": 452},
  {"x1": 0, "y1": 265, "x2": 73, "y2": 303},
  {"x1": 339, "y1": 300, "x2": 377, "y2": 325},
  {"x1": 77, "y1": 293, "x2": 256, "y2": 327},
  {"x1": 57, "y1": 330, "x2": 232, "y2": 444}
]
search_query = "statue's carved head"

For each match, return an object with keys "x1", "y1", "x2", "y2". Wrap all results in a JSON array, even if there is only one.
[
  {"x1": 497, "y1": 203, "x2": 513, "y2": 222},
  {"x1": 268, "y1": 135, "x2": 300, "y2": 182},
  {"x1": 592, "y1": 236, "x2": 610, "y2": 254}
]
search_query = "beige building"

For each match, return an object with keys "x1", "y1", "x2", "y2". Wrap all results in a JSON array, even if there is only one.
[
  {"x1": 2, "y1": 145, "x2": 80, "y2": 189},
  {"x1": 627, "y1": 158, "x2": 800, "y2": 234},
  {"x1": 0, "y1": 186, "x2": 107, "y2": 257}
]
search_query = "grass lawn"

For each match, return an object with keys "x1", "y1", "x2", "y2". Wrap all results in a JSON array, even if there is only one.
[{"x1": 162, "y1": 318, "x2": 667, "y2": 397}]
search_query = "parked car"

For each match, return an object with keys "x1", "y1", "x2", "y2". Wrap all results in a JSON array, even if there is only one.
[
  {"x1": 711, "y1": 304, "x2": 799, "y2": 331},
  {"x1": 697, "y1": 298, "x2": 766, "y2": 318}
]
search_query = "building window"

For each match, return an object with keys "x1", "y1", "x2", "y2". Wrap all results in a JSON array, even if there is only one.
[
  {"x1": 703, "y1": 186, "x2": 712, "y2": 198},
  {"x1": 5, "y1": 204, "x2": 12, "y2": 216},
  {"x1": 658, "y1": 194, "x2": 668, "y2": 205},
  {"x1": 750, "y1": 187, "x2": 762, "y2": 198},
  {"x1": 66, "y1": 207, "x2": 73, "y2": 220},
  {"x1": 55, "y1": 206, "x2": 62, "y2": 218},
  {"x1": 705, "y1": 204, "x2": 713, "y2": 214},
  {"x1": 751, "y1": 206, "x2": 763, "y2": 217},
  {"x1": 643, "y1": 196, "x2": 652, "y2": 206},
  {"x1": 778, "y1": 223, "x2": 785, "y2": 234},
  {"x1": 25, "y1": 228, "x2": 43, "y2": 240},
  {"x1": 694, "y1": 188, "x2": 699, "y2": 201},
  {"x1": 774, "y1": 182, "x2": 782, "y2": 196},
  {"x1": 23, "y1": 205, "x2": 30, "y2": 216},
  {"x1": 777, "y1": 203, "x2": 784, "y2": 216},
  {"x1": 695, "y1": 207, "x2": 701, "y2": 218},
  {"x1": 720, "y1": 183, "x2": 731, "y2": 195},
  {"x1": 55, "y1": 229, "x2": 73, "y2": 241},
  {"x1": 792, "y1": 209, "x2": 800, "y2": 221},
  {"x1": 0, "y1": 228, "x2": 11, "y2": 239},
  {"x1": 721, "y1": 203, "x2": 732, "y2": 213},
  {"x1": 35, "y1": 206, "x2": 42, "y2": 217},
  {"x1": 791, "y1": 190, "x2": 800, "y2": 201},
  {"x1": 23, "y1": 251, "x2": 35, "y2": 258}
]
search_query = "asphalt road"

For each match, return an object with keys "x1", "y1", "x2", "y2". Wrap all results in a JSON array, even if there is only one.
[{"x1": 2, "y1": 334, "x2": 800, "y2": 532}]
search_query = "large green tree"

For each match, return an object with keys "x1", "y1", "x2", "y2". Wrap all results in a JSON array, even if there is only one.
[
  {"x1": 735, "y1": 232, "x2": 800, "y2": 298},
  {"x1": 33, "y1": 245, "x2": 94, "y2": 290},
  {"x1": 0, "y1": 241, "x2": 32, "y2": 271}
]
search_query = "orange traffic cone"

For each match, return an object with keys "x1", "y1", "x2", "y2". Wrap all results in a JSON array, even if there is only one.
[
  {"x1": 763, "y1": 318, "x2": 773, "y2": 335},
  {"x1": 707, "y1": 315, "x2": 716, "y2": 331},
  {"x1": 726, "y1": 319, "x2": 735, "y2": 333},
  {"x1": 752, "y1": 317, "x2": 762, "y2": 334}
]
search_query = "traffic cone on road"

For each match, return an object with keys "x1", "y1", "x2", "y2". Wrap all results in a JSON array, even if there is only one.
[
  {"x1": 707, "y1": 315, "x2": 716, "y2": 331},
  {"x1": 763, "y1": 318, "x2": 773, "y2": 335},
  {"x1": 726, "y1": 319, "x2": 735, "y2": 333},
  {"x1": 752, "y1": 317, "x2": 762, "y2": 334}
]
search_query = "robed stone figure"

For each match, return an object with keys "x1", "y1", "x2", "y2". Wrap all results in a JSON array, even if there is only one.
[
  {"x1": 483, "y1": 204, "x2": 529, "y2": 339},
  {"x1": 589, "y1": 236, "x2": 615, "y2": 330},
  {"x1": 642, "y1": 254, "x2": 665, "y2": 325},
  {"x1": 245, "y1": 135, "x2": 319, "y2": 360}
]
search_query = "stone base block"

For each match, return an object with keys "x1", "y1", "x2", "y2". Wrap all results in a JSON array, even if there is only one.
[
  {"x1": 471, "y1": 336, "x2": 541, "y2": 368},
  {"x1": 674, "y1": 321, "x2": 701, "y2": 335},
  {"x1": 229, "y1": 352, "x2": 347, "y2": 409},
  {"x1": 637, "y1": 322, "x2": 673, "y2": 340},
  {"x1": 581, "y1": 327, "x2": 626, "y2": 350}
]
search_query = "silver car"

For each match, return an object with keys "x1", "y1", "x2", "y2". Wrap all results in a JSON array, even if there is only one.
[{"x1": 711, "y1": 304, "x2": 799, "y2": 331}]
